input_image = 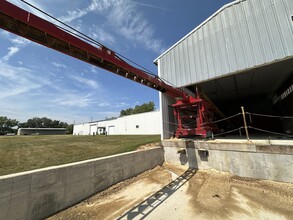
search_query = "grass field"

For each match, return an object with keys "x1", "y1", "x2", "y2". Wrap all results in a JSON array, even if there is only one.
[{"x1": 0, "y1": 135, "x2": 160, "y2": 176}]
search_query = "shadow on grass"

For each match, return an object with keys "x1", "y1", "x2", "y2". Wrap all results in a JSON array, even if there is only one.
[{"x1": 117, "y1": 168, "x2": 197, "y2": 220}]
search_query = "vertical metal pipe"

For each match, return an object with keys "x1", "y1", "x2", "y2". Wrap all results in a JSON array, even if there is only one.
[{"x1": 241, "y1": 106, "x2": 250, "y2": 141}]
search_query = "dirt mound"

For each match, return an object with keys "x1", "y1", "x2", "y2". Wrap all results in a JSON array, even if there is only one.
[
  {"x1": 136, "y1": 142, "x2": 162, "y2": 151},
  {"x1": 187, "y1": 169, "x2": 293, "y2": 219}
]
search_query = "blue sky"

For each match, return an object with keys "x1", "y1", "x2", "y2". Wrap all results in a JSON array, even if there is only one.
[{"x1": 0, "y1": 0, "x2": 233, "y2": 124}]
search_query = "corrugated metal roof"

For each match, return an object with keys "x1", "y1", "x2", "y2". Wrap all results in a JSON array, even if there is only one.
[{"x1": 155, "y1": 0, "x2": 293, "y2": 87}]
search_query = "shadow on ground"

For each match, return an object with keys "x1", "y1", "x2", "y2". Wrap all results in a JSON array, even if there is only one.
[{"x1": 117, "y1": 168, "x2": 197, "y2": 220}]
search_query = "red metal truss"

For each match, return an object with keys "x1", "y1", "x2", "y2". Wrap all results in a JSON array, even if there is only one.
[{"x1": 0, "y1": 1, "x2": 189, "y2": 101}]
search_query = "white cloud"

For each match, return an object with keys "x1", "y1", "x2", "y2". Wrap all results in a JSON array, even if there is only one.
[
  {"x1": 5, "y1": 0, "x2": 165, "y2": 53},
  {"x1": 97, "y1": 102, "x2": 110, "y2": 107},
  {"x1": 59, "y1": 0, "x2": 164, "y2": 53},
  {"x1": 2, "y1": 47, "x2": 20, "y2": 61},
  {"x1": 89, "y1": 26, "x2": 116, "y2": 46},
  {"x1": 114, "y1": 102, "x2": 128, "y2": 108},
  {"x1": 90, "y1": 66, "x2": 99, "y2": 74},
  {"x1": 10, "y1": 37, "x2": 30, "y2": 46},
  {"x1": 52, "y1": 93, "x2": 93, "y2": 108},
  {"x1": 7, "y1": 0, "x2": 53, "y2": 21},
  {"x1": 52, "y1": 62, "x2": 67, "y2": 69},
  {"x1": 0, "y1": 34, "x2": 31, "y2": 62},
  {"x1": 109, "y1": 0, "x2": 164, "y2": 53},
  {"x1": 0, "y1": 30, "x2": 10, "y2": 38},
  {"x1": 60, "y1": 8, "x2": 88, "y2": 23},
  {"x1": 0, "y1": 61, "x2": 108, "y2": 120},
  {"x1": 130, "y1": 1, "x2": 172, "y2": 12},
  {"x1": 0, "y1": 34, "x2": 30, "y2": 62},
  {"x1": 59, "y1": 0, "x2": 113, "y2": 23},
  {"x1": 0, "y1": 62, "x2": 44, "y2": 98},
  {"x1": 71, "y1": 75, "x2": 100, "y2": 89}
]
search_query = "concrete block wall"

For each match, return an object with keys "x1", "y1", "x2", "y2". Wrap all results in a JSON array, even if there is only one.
[
  {"x1": 0, "y1": 148, "x2": 164, "y2": 220},
  {"x1": 162, "y1": 140, "x2": 293, "y2": 183}
]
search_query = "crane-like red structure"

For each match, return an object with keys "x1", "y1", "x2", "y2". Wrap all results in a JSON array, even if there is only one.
[{"x1": 0, "y1": 1, "x2": 219, "y2": 137}]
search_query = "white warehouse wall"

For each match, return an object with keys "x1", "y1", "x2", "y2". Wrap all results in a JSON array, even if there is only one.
[
  {"x1": 73, "y1": 124, "x2": 88, "y2": 135},
  {"x1": 73, "y1": 111, "x2": 161, "y2": 135},
  {"x1": 114, "y1": 111, "x2": 161, "y2": 135}
]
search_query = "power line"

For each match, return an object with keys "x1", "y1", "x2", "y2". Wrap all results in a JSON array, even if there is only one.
[
  {"x1": 20, "y1": 0, "x2": 102, "y2": 46},
  {"x1": 246, "y1": 112, "x2": 293, "y2": 119},
  {"x1": 248, "y1": 126, "x2": 293, "y2": 138},
  {"x1": 202, "y1": 113, "x2": 241, "y2": 125},
  {"x1": 213, "y1": 127, "x2": 243, "y2": 137}
]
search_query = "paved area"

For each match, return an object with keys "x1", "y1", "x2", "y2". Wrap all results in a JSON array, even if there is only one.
[{"x1": 49, "y1": 164, "x2": 293, "y2": 220}]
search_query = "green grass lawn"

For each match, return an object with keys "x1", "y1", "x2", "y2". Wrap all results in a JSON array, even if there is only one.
[{"x1": 0, "y1": 135, "x2": 160, "y2": 176}]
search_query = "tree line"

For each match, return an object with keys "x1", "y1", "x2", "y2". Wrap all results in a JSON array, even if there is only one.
[
  {"x1": 120, "y1": 101, "x2": 155, "y2": 116},
  {"x1": 1, "y1": 101, "x2": 156, "y2": 134},
  {"x1": 0, "y1": 116, "x2": 73, "y2": 135}
]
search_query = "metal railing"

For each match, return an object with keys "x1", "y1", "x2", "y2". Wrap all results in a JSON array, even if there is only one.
[{"x1": 162, "y1": 106, "x2": 293, "y2": 140}]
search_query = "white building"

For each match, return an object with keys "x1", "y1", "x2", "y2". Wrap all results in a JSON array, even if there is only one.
[
  {"x1": 18, "y1": 128, "x2": 67, "y2": 135},
  {"x1": 73, "y1": 111, "x2": 161, "y2": 136}
]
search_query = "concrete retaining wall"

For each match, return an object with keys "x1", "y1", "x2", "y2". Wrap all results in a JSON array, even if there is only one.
[
  {"x1": 0, "y1": 148, "x2": 164, "y2": 220},
  {"x1": 162, "y1": 140, "x2": 293, "y2": 183}
]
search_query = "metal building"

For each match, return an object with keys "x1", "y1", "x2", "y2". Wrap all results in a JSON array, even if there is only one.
[
  {"x1": 155, "y1": 0, "x2": 293, "y2": 139},
  {"x1": 73, "y1": 111, "x2": 161, "y2": 136},
  {"x1": 17, "y1": 128, "x2": 67, "y2": 135}
]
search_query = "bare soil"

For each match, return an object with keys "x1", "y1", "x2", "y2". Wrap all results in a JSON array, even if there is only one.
[
  {"x1": 136, "y1": 142, "x2": 162, "y2": 150},
  {"x1": 187, "y1": 169, "x2": 293, "y2": 220},
  {"x1": 48, "y1": 164, "x2": 293, "y2": 220}
]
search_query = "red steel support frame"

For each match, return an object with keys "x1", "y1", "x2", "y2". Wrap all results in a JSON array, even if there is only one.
[{"x1": 0, "y1": 1, "x2": 218, "y2": 138}]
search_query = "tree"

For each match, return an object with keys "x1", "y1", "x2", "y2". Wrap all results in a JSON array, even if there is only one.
[
  {"x1": 133, "y1": 102, "x2": 155, "y2": 114},
  {"x1": 41, "y1": 117, "x2": 52, "y2": 127},
  {"x1": 0, "y1": 116, "x2": 19, "y2": 134},
  {"x1": 120, "y1": 102, "x2": 155, "y2": 116},
  {"x1": 20, "y1": 117, "x2": 69, "y2": 129},
  {"x1": 26, "y1": 117, "x2": 43, "y2": 128},
  {"x1": 66, "y1": 124, "x2": 74, "y2": 134},
  {"x1": 1, "y1": 116, "x2": 72, "y2": 135},
  {"x1": 120, "y1": 110, "x2": 126, "y2": 116}
]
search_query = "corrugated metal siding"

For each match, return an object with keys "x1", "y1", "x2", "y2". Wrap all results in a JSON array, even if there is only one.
[
  {"x1": 159, "y1": 93, "x2": 176, "y2": 139},
  {"x1": 157, "y1": 59, "x2": 175, "y2": 139},
  {"x1": 158, "y1": 0, "x2": 293, "y2": 139},
  {"x1": 156, "y1": 0, "x2": 293, "y2": 87}
]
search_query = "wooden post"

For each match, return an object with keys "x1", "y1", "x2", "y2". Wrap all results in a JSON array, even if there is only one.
[{"x1": 241, "y1": 106, "x2": 250, "y2": 141}]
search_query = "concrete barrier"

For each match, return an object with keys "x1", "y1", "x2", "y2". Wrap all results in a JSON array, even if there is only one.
[
  {"x1": 0, "y1": 147, "x2": 164, "y2": 220},
  {"x1": 162, "y1": 140, "x2": 293, "y2": 183}
]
